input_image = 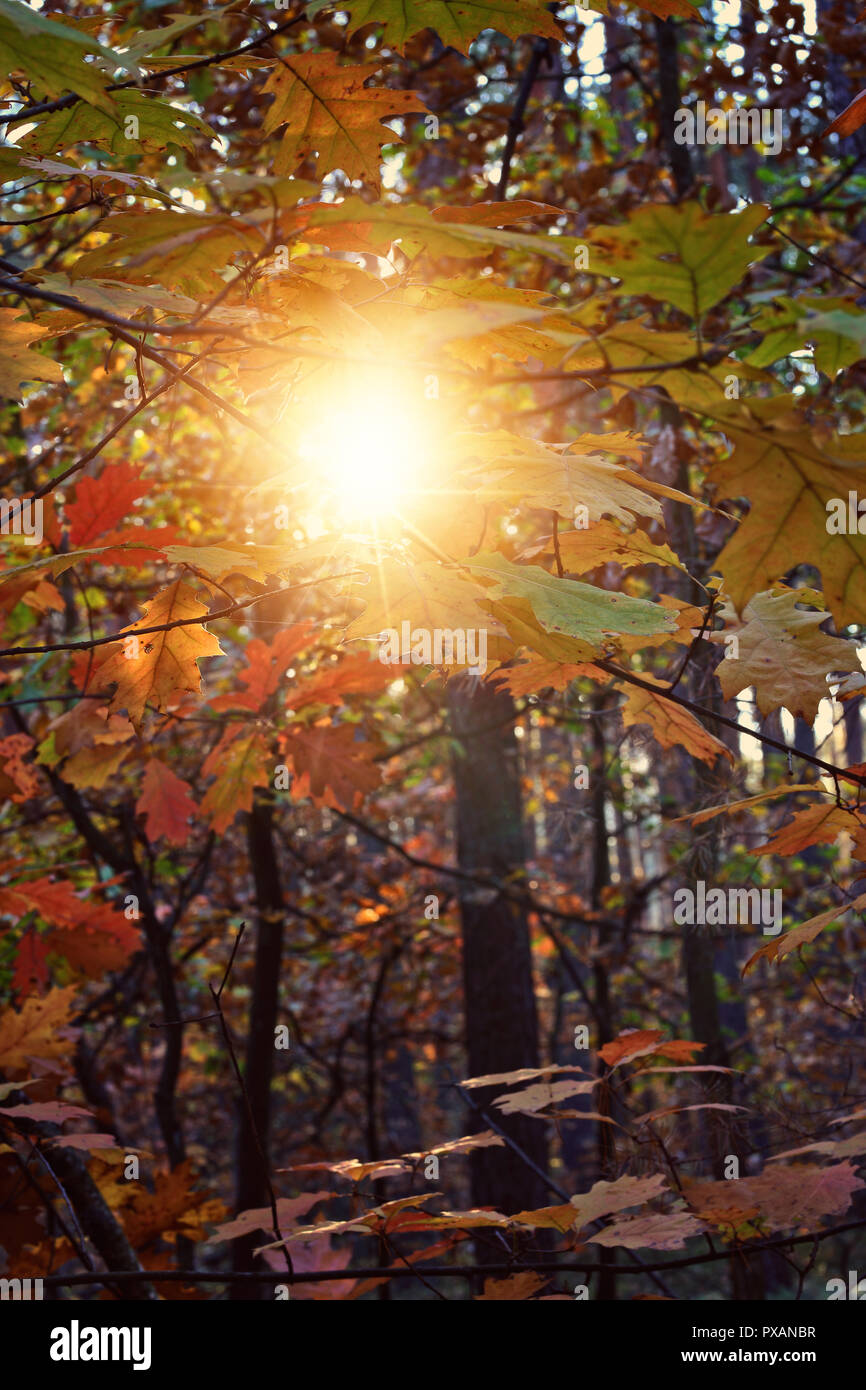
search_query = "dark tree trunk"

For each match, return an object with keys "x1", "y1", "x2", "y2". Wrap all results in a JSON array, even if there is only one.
[
  {"x1": 232, "y1": 794, "x2": 285, "y2": 1294},
  {"x1": 446, "y1": 679, "x2": 549, "y2": 1214}
]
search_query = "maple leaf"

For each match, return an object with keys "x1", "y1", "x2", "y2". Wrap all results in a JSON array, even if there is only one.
[
  {"x1": 282, "y1": 722, "x2": 381, "y2": 811},
  {"x1": 684, "y1": 1163, "x2": 864, "y2": 1233},
  {"x1": 261, "y1": 53, "x2": 428, "y2": 186},
  {"x1": 136, "y1": 759, "x2": 198, "y2": 846},
  {"x1": 568, "y1": 1174, "x2": 669, "y2": 1230},
  {"x1": 305, "y1": 0, "x2": 563, "y2": 52},
  {"x1": 617, "y1": 674, "x2": 734, "y2": 766},
  {"x1": 0, "y1": 1100, "x2": 93, "y2": 1126},
  {"x1": 207, "y1": 1193, "x2": 334, "y2": 1245},
  {"x1": 598, "y1": 1029, "x2": 666, "y2": 1067},
  {"x1": 492, "y1": 1078, "x2": 598, "y2": 1115},
  {"x1": 715, "y1": 587, "x2": 862, "y2": 722},
  {"x1": 200, "y1": 729, "x2": 272, "y2": 834},
  {"x1": 0, "y1": 309, "x2": 65, "y2": 399},
  {"x1": 589, "y1": 1211, "x2": 706, "y2": 1249},
  {"x1": 97, "y1": 581, "x2": 224, "y2": 732}
]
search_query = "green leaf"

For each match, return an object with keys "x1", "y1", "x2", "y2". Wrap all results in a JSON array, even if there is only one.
[
  {"x1": 463, "y1": 552, "x2": 677, "y2": 659},
  {"x1": 585, "y1": 202, "x2": 772, "y2": 320},
  {"x1": 0, "y1": 0, "x2": 137, "y2": 114}
]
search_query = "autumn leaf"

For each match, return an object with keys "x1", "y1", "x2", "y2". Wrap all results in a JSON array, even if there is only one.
[
  {"x1": 463, "y1": 552, "x2": 676, "y2": 658},
  {"x1": 589, "y1": 1211, "x2": 706, "y2": 1250},
  {"x1": 136, "y1": 759, "x2": 198, "y2": 846},
  {"x1": 684, "y1": 1163, "x2": 864, "y2": 1233},
  {"x1": 569, "y1": 1174, "x2": 670, "y2": 1230},
  {"x1": 0, "y1": 309, "x2": 65, "y2": 399},
  {"x1": 211, "y1": 626, "x2": 312, "y2": 713},
  {"x1": 743, "y1": 890, "x2": 866, "y2": 973},
  {"x1": 0, "y1": 0, "x2": 136, "y2": 115},
  {"x1": 200, "y1": 729, "x2": 272, "y2": 834},
  {"x1": 824, "y1": 89, "x2": 866, "y2": 140},
  {"x1": 304, "y1": 0, "x2": 563, "y2": 52},
  {"x1": 97, "y1": 581, "x2": 224, "y2": 732},
  {"x1": 598, "y1": 1029, "x2": 666, "y2": 1067},
  {"x1": 753, "y1": 802, "x2": 866, "y2": 858},
  {"x1": 65, "y1": 461, "x2": 151, "y2": 548},
  {"x1": 281, "y1": 723, "x2": 381, "y2": 811},
  {"x1": 261, "y1": 53, "x2": 428, "y2": 186},
  {"x1": 585, "y1": 202, "x2": 772, "y2": 319},
  {"x1": 0, "y1": 986, "x2": 79, "y2": 1074},
  {"x1": 617, "y1": 675, "x2": 734, "y2": 766},
  {"x1": 715, "y1": 587, "x2": 862, "y2": 722},
  {"x1": 709, "y1": 420, "x2": 866, "y2": 627}
]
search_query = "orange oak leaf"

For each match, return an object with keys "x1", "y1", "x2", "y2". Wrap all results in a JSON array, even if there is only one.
[
  {"x1": 200, "y1": 728, "x2": 272, "y2": 834},
  {"x1": 618, "y1": 675, "x2": 734, "y2": 766},
  {"x1": 281, "y1": 722, "x2": 381, "y2": 811},
  {"x1": 210, "y1": 626, "x2": 312, "y2": 713},
  {"x1": 262, "y1": 53, "x2": 428, "y2": 185},
  {"x1": 0, "y1": 986, "x2": 79, "y2": 1074},
  {"x1": 0, "y1": 309, "x2": 65, "y2": 398},
  {"x1": 98, "y1": 581, "x2": 224, "y2": 732},
  {"x1": 755, "y1": 802, "x2": 866, "y2": 858},
  {"x1": 136, "y1": 759, "x2": 198, "y2": 845}
]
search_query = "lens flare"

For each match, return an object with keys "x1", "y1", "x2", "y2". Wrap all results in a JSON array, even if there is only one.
[{"x1": 297, "y1": 390, "x2": 427, "y2": 522}]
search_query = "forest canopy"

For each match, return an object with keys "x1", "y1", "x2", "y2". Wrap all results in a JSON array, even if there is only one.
[{"x1": 0, "y1": 0, "x2": 865, "y2": 1313}]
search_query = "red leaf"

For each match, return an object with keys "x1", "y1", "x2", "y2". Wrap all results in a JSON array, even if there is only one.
[
  {"x1": 136, "y1": 759, "x2": 198, "y2": 845},
  {"x1": 66, "y1": 461, "x2": 151, "y2": 547}
]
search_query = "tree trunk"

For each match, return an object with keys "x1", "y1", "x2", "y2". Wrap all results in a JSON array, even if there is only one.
[{"x1": 446, "y1": 678, "x2": 549, "y2": 1214}]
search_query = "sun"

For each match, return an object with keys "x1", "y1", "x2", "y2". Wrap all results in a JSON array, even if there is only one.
[{"x1": 297, "y1": 387, "x2": 428, "y2": 523}]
